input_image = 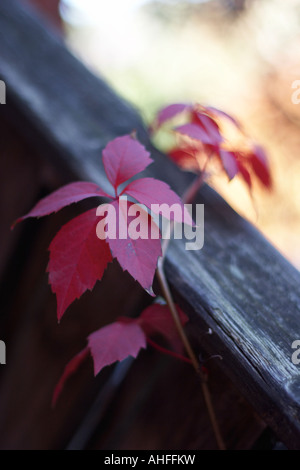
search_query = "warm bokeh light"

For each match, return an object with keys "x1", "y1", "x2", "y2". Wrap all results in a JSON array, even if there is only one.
[{"x1": 61, "y1": 0, "x2": 300, "y2": 269}]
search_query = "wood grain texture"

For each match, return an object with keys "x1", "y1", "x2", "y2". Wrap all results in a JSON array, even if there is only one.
[
  {"x1": 0, "y1": 0, "x2": 300, "y2": 449},
  {"x1": 86, "y1": 352, "x2": 265, "y2": 451},
  {"x1": 165, "y1": 187, "x2": 300, "y2": 448}
]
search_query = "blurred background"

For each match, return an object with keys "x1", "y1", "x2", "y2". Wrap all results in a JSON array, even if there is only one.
[
  {"x1": 27, "y1": 0, "x2": 300, "y2": 267},
  {"x1": 45, "y1": 0, "x2": 300, "y2": 270}
]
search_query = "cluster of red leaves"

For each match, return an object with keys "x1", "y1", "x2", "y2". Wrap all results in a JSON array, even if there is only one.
[
  {"x1": 14, "y1": 105, "x2": 272, "y2": 405},
  {"x1": 15, "y1": 134, "x2": 191, "y2": 404},
  {"x1": 152, "y1": 103, "x2": 272, "y2": 190},
  {"x1": 16, "y1": 134, "x2": 191, "y2": 321}
]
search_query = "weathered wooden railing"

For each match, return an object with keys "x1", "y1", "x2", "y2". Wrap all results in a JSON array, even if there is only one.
[{"x1": 0, "y1": 0, "x2": 300, "y2": 450}]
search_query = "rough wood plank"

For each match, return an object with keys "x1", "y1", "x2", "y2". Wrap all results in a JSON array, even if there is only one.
[
  {"x1": 0, "y1": 0, "x2": 300, "y2": 449},
  {"x1": 86, "y1": 353, "x2": 265, "y2": 450},
  {"x1": 0, "y1": 121, "x2": 41, "y2": 282},
  {"x1": 166, "y1": 187, "x2": 300, "y2": 449}
]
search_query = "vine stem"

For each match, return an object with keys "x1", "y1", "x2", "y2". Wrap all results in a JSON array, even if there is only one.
[
  {"x1": 146, "y1": 337, "x2": 192, "y2": 365},
  {"x1": 155, "y1": 162, "x2": 226, "y2": 450},
  {"x1": 156, "y1": 261, "x2": 226, "y2": 450}
]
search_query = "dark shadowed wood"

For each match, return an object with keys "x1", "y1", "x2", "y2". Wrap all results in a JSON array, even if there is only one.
[
  {"x1": 86, "y1": 353, "x2": 265, "y2": 451},
  {"x1": 165, "y1": 188, "x2": 300, "y2": 449},
  {"x1": 0, "y1": 122, "x2": 41, "y2": 282},
  {"x1": 0, "y1": 0, "x2": 300, "y2": 449}
]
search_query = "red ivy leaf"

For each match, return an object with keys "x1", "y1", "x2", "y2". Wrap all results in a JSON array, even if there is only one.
[
  {"x1": 138, "y1": 303, "x2": 188, "y2": 351},
  {"x1": 13, "y1": 182, "x2": 111, "y2": 227},
  {"x1": 175, "y1": 123, "x2": 217, "y2": 145},
  {"x1": 48, "y1": 209, "x2": 112, "y2": 320},
  {"x1": 204, "y1": 105, "x2": 242, "y2": 129},
  {"x1": 88, "y1": 321, "x2": 147, "y2": 376},
  {"x1": 102, "y1": 135, "x2": 153, "y2": 189},
  {"x1": 155, "y1": 103, "x2": 190, "y2": 129},
  {"x1": 52, "y1": 303, "x2": 189, "y2": 405},
  {"x1": 15, "y1": 134, "x2": 192, "y2": 318},
  {"x1": 52, "y1": 347, "x2": 90, "y2": 408},
  {"x1": 168, "y1": 145, "x2": 201, "y2": 172},
  {"x1": 123, "y1": 177, "x2": 193, "y2": 225},
  {"x1": 237, "y1": 160, "x2": 252, "y2": 188},
  {"x1": 191, "y1": 111, "x2": 223, "y2": 146},
  {"x1": 248, "y1": 145, "x2": 272, "y2": 189},
  {"x1": 154, "y1": 103, "x2": 272, "y2": 191},
  {"x1": 106, "y1": 199, "x2": 162, "y2": 294},
  {"x1": 218, "y1": 149, "x2": 239, "y2": 180}
]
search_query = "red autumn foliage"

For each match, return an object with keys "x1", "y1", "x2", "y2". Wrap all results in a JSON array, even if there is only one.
[
  {"x1": 16, "y1": 135, "x2": 189, "y2": 319},
  {"x1": 152, "y1": 102, "x2": 272, "y2": 189},
  {"x1": 52, "y1": 304, "x2": 189, "y2": 406}
]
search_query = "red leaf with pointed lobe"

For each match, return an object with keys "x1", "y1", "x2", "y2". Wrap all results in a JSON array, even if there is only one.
[
  {"x1": 16, "y1": 134, "x2": 199, "y2": 321},
  {"x1": 153, "y1": 103, "x2": 272, "y2": 193},
  {"x1": 191, "y1": 111, "x2": 223, "y2": 146},
  {"x1": 48, "y1": 209, "x2": 112, "y2": 320},
  {"x1": 168, "y1": 145, "x2": 201, "y2": 172},
  {"x1": 88, "y1": 321, "x2": 147, "y2": 376},
  {"x1": 123, "y1": 177, "x2": 193, "y2": 226},
  {"x1": 248, "y1": 145, "x2": 272, "y2": 189},
  {"x1": 218, "y1": 149, "x2": 239, "y2": 180},
  {"x1": 52, "y1": 347, "x2": 90, "y2": 408},
  {"x1": 138, "y1": 303, "x2": 189, "y2": 351},
  {"x1": 14, "y1": 182, "x2": 111, "y2": 226},
  {"x1": 237, "y1": 160, "x2": 252, "y2": 188},
  {"x1": 53, "y1": 303, "x2": 188, "y2": 404},
  {"x1": 106, "y1": 199, "x2": 162, "y2": 294},
  {"x1": 102, "y1": 135, "x2": 153, "y2": 189},
  {"x1": 155, "y1": 103, "x2": 191, "y2": 129},
  {"x1": 175, "y1": 123, "x2": 221, "y2": 146},
  {"x1": 204, "y1": 105, "x2": 242, "y2": 129},
  {"x1": 53, "y1": 322, "x2": 146, "y2": 405}
]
